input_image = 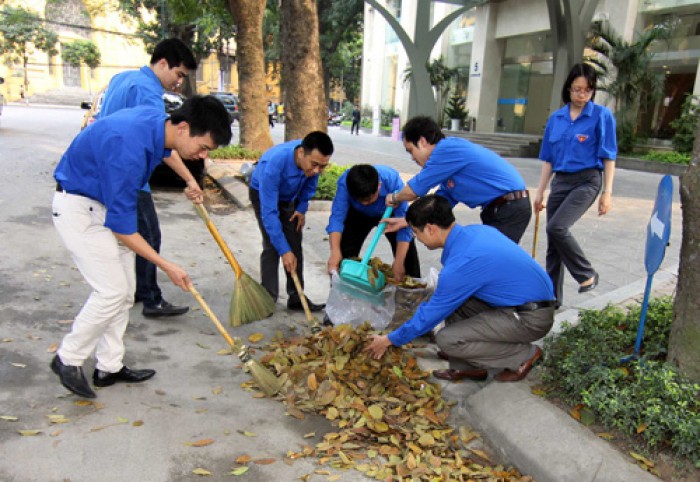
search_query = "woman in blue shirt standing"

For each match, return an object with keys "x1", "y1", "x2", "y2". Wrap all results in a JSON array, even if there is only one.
[{"x1": 534, "y1": 63, "x2": 617, "y2": 307}]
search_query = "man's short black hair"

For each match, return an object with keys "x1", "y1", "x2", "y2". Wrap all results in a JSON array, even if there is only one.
[
  {"x1": 402, "y1": 116, "x2": 445, "y2": 146},
  {"x1": 170, "y1": 95, "x2": 232, "y2": 146},
  {"x1": 301, "y1": 131, "x2": 334, "y2": 156},
  {"x1": 346, "y1": 164, "x2": 379, "y2": 201},
  {"x1": 406, "y1": 194, "x2": 455, "y2": 230},
  {"x1": 151, "y1": 38, "x2": 197, "y2": 71}
]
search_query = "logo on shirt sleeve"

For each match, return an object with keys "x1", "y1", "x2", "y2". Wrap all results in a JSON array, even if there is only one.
[
  {"x1": 447, "y1": 178, "x2": 455, "y2": 189},
  {"x1": 576, "y1": 134, "x2": 589, "y2": 143}
]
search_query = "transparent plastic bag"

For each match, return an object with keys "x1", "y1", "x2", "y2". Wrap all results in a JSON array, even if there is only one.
[
  {"x1": 388, "y1": 267, "x2": 439, "y2": 330},
  {"x1": 325, "y1": 271, "x2": 396, "y2": 330}
]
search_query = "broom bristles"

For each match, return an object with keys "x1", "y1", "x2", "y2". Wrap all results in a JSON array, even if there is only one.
[
  {"x1": 245, "y1": 359, "x2": 284, "y2": 396},
  {"x1": 229, "y1": 272, "x2": 276, "y2": 326}
]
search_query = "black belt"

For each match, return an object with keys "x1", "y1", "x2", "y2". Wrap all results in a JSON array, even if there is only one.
[
  {"x1": 515, "y1": 300, "x2": 556, "y2": 312},
  {"x1": 56, "y1": 182, "x2": 90, "y2": 199},
  {"x1": 488, "y1": 189, "x2": 529, "y2": 209}
]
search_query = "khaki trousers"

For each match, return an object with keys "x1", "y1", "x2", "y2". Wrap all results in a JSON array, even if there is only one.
[
  {"x1": 435, "y1": 298, "x2": 554, "y2": 371},
  {"x1": 52, "y1": 192, "x2": 135, "y2": 373}
]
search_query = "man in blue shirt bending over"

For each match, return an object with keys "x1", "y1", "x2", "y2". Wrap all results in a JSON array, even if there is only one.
[
  {"x1": 249, "y1": 131, "x2": 334, "y2": 312},
  {"x1": 51, "y1": 96, "x2": 232, "y2": 398},
  {"x1": 99, "y1": 38, "x2": 198, "y2": 318},
  {"x1": 326, "y1": 164, "x2": 420, "y2": 282},
  {"x1": 365, "y1": 195, "x2": 555, "y2": 383},
  {"x1": 385, "y1": 116, "x2": 532, "y2": 244}
]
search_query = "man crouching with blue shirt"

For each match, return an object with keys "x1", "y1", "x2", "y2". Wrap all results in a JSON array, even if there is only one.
[
  {"x1": 326, "y1": 164, "x2": 420, "y2": 283},
  {"x1": 365, "y1": 194, "x2": 556, "y2": 382},
  {"x1": 50, "y1": 96, "x2": 232, "y2": 398}
]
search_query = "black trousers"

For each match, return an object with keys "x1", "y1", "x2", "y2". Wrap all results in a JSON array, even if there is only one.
[
  {"x1": 340, "y1": 207, "x2": 421, "y2": 278},
  {"x1": 546, "y1": 169, "x2": 601, "y2": 303},
  {"x1": 134, "y1": 191, "x2": 163, "y2": 307},
  {"x1": 249, "y1": 187, "x2": 304, "y2": 302},
  {"x1": 480, "y1": 196, "x2": 532, "y2": 244}
]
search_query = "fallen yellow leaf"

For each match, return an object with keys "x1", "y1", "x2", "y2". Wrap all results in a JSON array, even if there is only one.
[
  {"x1": 132, "y1": 420, "x2": 144, "y2": 427},
  {"x1": 229, "y1": 467, "x2": 249, "y2": 476},
  {"x1": 192, "y1": 467, "x2": 212, "y2": 476},
  {"x1": 253, "y1": 458, "x2": 276, "y2": 465},
  {"x1": 47, "y1": 342, "x2": 58, "y2": 353},
  {"x1": 18, "y1": 430, "x2": 42, "y2": 436},
  {"x1": 235, "y1": 454, "x2": 251, "y2": 464},
  {"x1": 1, "y1": 416, "x2": 18, "y2": 422},
  {"x1": 248, "y1": 333, "x2": 265, "y2": 343},
  {"x1": 186, "y1": 438, "x2": 214, "y2": 447}
]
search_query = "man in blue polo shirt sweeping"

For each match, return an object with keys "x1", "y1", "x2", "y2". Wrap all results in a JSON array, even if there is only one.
[
  {"x1": 326, "y1": 164, "x2": 420, "y2": 282},
  {"x1": 385, "y1": 116, "x2": 531, "y2": 243},
  {"x1": 249, "y1": 131, "x2": 334, "y2": 312},
  {"x1": 365, "y1": 195, "x2": 555, "y2": 382},
  {"x1": 50, "y1": 96, "x2": 232, "y2": 398}
]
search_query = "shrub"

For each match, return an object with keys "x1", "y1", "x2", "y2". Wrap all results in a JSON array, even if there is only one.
[
  {"x1": 639, "y1": 151, "x2": 691, "y2": 165},
  {"x1": 313, "y1": 163, "x2": 350, "y2": 200},
  {"x1": 541, "y1": 297, "x2": 700, "y2": 461},
  {"x1": 671, "y1": 94, "x2": 700, "y2": 153},
  {"x1": 209, "y1": 145, "x2": 262, "y2": 160}
]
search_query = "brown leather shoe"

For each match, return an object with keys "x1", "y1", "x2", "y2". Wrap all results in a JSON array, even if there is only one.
[
  {"x1": 432, "y1": 368, "x2": 488, "y2": 381},
  {"x1": 495, "y1": 346, "x2": 543, "y2": 382},
  {"x1": 436, "y1": 350, "x2": 449, "y2": 361}
]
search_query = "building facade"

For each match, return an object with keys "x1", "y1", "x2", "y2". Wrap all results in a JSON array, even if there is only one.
[{"x1": 360, "y1": 0, "x2": 700, "y2": 138}]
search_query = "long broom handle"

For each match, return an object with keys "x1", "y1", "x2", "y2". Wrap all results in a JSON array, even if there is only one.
[
  {"x1": 360, "y1": 206, "x2": 394, "y2": 266},
  {"x1": 532, "y1": 210, "x2": 540, "y2": 258},
  {"x1": 189, "y1": 284, "x2": 237, "y2": 349},
  {"x1": 193, "y1": 203, "x2": 243, "y2": 279},
  {"x1": 290, "y1": 271, "x2": 314, "y2": 324}
]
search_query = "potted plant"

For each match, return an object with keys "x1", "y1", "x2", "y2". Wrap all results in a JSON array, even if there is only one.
[{"x1": 445, "y1": 91, "x2": 468, "y2": 131}]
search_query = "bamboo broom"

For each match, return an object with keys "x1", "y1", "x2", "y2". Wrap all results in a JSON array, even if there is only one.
[
  {"x1": 290, "y1": 271, "x2": 322, "y2": 334},
  {"x1": 532, "y1": 210, "x2": 541, "y2": 258},
  {"x1": 193, "y1": 203, "x2": 275, "y2": 326},
  {"x1": 189, "y1": 285, "x2": 283, "y2": 396}
]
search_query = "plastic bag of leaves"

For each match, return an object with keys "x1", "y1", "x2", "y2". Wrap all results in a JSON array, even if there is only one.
[
  {"x1": 389, "y1": 267, "x2": 439, "y2": 330},
  {"x1": 325, "y1": 270, "x2": 396, "y2": 330}
]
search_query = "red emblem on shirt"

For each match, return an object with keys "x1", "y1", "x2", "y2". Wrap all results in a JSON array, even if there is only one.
[
  {"x1": 447, "y1": 178, "x2": 454, "y2": 189},
  {"x1": 577, "y1": 134, "x2": 588, "y2": 143}
]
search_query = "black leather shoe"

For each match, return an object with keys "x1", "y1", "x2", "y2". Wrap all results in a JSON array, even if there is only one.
[
  {"x1": 287, "y1": 299, "x2": 325, "y2": 312},
  {"x1": 322, "y1": 314, "x2": 333, "y2": 326},
  {"x1": 93, "y1": 366, "x2": 156, "y2": 387},
  {"x1": 51, "y1": 355, "x2": 96, "y2": 398},
  {"x1": 578, "y1": 272, "x2": 599, "y2": 293},
  {"x1": 142, "y1": 300, "x2": 189, "y2": 317}
]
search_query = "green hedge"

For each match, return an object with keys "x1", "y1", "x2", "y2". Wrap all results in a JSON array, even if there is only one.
[
  {"x1": 541, "y1": 297, "x2": 700, "y2": 463},
  {"x1": 313, "y1": 163, "x2": 350, "y2": 200},
  {"x1": 209, "y1": 145, "x2": 262, "y2": 160},
  {"x1": 639, "y1": 151, "x2": 691, "y2": 165}
]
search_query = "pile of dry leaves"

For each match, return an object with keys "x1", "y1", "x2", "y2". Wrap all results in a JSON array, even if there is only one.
[{"x1": 254, "y1": 323, "x2": 533, "y2": 481}]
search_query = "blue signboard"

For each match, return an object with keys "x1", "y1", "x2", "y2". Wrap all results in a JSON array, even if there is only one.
[{"x1": 645, "y1": 175, "x2": 673, "y2": 275}]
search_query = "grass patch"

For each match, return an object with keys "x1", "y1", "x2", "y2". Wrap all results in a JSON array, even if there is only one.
[
  {"x1": 638, "y1": 151, "x2": 691, "y2": 165},
  {"x1": 541, "y1": 297, "x2": 700, "y2": 474},
  {"x1": 209, "y1": 144, "x2": 262, "y2": 160}
]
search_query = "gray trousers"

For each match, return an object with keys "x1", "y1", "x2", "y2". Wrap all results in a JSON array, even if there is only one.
[
  {"x1": 249, "y1": 187, "x2": 304, "y2": 302},
  {"x1": 435, "y1": 298, "x2": 554, "y2": 371},
  {"x1": 546, "y1": 169, "x2": 602, "y2": 303}
]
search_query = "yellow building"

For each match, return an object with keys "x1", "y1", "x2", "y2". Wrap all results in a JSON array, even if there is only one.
[{"x1": 0, "y1": 0, "x2": 254, "y2": 103}]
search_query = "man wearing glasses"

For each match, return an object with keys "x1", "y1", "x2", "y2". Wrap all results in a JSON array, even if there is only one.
[{"x1": 249, "y1": 131, "x2": 334, "y2": 312}]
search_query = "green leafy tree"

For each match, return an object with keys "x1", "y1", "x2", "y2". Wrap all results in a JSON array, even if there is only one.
[
  {"x1": 0, "y1": 5, "x2": 58, "y2": 94},
  {"x1": 115, "y1": 0, "x2": 235, "y2": 95},
  {"x1": 403, "y1": 56, "x2": 458, "y2": 125},
  {"x1": 586, "y1": 21, "x2": 670, "y2": 152},
  {"x1": 62, "y1": 39, "x2": 101, "y2": 94},
  {"x1": 445, "y1": 91, "x2": 468, "y2": 128},
  {"x1": 670, "y1": 94, "x2": 700, "y2": 153}
]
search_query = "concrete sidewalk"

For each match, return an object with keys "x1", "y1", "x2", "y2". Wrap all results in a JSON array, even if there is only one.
[{"x1": 205, "y1": 158, "x2": 669, "y2": 482}]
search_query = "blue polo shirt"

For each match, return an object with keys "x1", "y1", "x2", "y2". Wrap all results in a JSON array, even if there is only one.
[
  {"x1": 407, "y1": 137, "x2": 526, "y2": 209},
  {"x1": 250, "y1": 140, "x2": 319, "y2": 256},
  {"x1": 326, "y1": 165, "x2": 413, "y2": 243},
  {"x1": 388, "y1": 224, "x2": 555, "y2": 346},
  {"x1": 98, "y1": 66, "x2": 164, "y2": 118},
  {"x1": 539, "y1": 101, "x2": 617, "y2": 172},
  {"x1": 54, "y1": 107, "x2": 170, "y2": 235}
]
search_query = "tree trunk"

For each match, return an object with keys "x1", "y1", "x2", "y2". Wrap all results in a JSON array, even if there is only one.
[
  {"x1": 669, "y1": 121, "x2": 700, "y2": 383},
  {"x1": 228, "y1": 0, "x2": 273, "y2": 152},
  {"x1": 281, "y1": 0, "x2": 327, "y2": 141}
]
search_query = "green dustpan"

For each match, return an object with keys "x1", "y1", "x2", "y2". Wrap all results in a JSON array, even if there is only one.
[{"x1": 339, "y1": 206, "x2": 393, "y2": 293}]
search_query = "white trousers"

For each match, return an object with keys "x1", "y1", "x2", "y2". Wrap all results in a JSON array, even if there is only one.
[{"x1": 52, "y1": 192, "x2": 135, "y2": 373}]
